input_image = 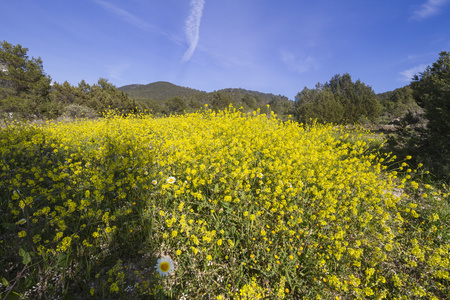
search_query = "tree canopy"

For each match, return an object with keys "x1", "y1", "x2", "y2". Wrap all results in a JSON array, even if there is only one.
[
  {"x1": 0, "y1": 41, "x2": 52, "y2": 118},
  {"x1": 410, "y1": 51, "x2": 450, "y2": 167},
  {"x1": 294, "y1": 74, "x2": 380, "y2": 124},
  {"x1": 411, "y1": 51, "x2": 450, "y2": 142}
]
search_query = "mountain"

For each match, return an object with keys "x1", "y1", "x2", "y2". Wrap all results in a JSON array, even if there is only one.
[
  {"x1": 118, "y1": 81, "x2": 294, "y2": 118},
  {"x1": 118, "y1": 81, "x2": 206, "y2": 101},
  {"x1": 119, "y1": 82, "x2": 291, "y2": 103}
]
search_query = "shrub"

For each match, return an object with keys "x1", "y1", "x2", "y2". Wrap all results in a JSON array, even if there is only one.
[{"x1": 63, "y1": 104, "x2": 98, "y2": 119}]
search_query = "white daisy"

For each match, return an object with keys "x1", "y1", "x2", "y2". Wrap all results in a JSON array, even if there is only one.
[
  {"x1": 155, "y1": 256, "x2": 175, "y2": 276},
  {"x1": 166, "y1": 176, "x2": 176, "y2": 184},
  {"x1": 152, "y1": 180, "x2": 158, "y2": 185}
]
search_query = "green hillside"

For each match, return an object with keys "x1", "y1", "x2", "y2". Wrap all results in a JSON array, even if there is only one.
[
  {"x1": 118, "y1": 81, "x2": 206, "y2": 101},
  {"x1": 118, "y1": 81, "x2": 294, "y2": 118}
]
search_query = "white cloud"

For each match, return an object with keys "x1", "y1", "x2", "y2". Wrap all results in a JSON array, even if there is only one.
[
  {"x1": 181, "y1": 0, "x2": 205, "y2": 62},
  {"x1": 411, "y1": 0, "x2": 449, "y2": 20},
  {"x1": 280, "y1": 50, "x2": 318, "y2": 74},
  {"x1": 399, "y1": 64, "x2": 428, "y2": 82}
]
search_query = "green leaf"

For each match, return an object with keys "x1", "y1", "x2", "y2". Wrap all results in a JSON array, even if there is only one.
[
  {"x1": 1, "y1": 277, "x2": 9, "y2": 287},
  {"x1": 19, "y1": 248, "x2": 31, "y2": 265}
]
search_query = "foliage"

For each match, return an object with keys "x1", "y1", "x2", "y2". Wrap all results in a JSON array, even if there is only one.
[
  {"x1": 63, "y1": 104, "x2": 99, "y2": 119},
  {"x1": 0, "y1": 41, "x2": 52, "y2": 119},
  {"x1": 411, "y1": 51, "x2": 450, "y2": 157},
  {"x1": 295, "y1": 83, "x2": 344, "y2": 124},
  {"x1": 119, "y1": 83, "x2": 294, "y2": 118},
  {"x1": 295, "y1": 74, "x2": 381, "y2": 124},
  {"x1": 164, "y1": 97, "x2": 187, "y2": 114},
  {"x1": 383, "y1": 52, "x2": 450, "y2": 182},
  {"x1": 268, "y1": 95, "x2": 294, "y2": 117},
  {"x1": 1, "y1": 108, "x2": 448, "y2": 299},
  {"x1": 211, "y1": 91, "x2": 235, "y2": 111},
  {"x1": 376, "y1": 86, "x2": 422, "y2": 122},
  {"x1": 50, "y1": 79, "x2": 147, "y2": 117},
  {"x1": 119, "y1": 81, "x2": 205, "y2": 101}
]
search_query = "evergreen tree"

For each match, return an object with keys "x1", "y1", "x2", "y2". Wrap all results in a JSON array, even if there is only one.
[
  {"x1": 0, "y1": 41, "x2": 52, "y2": 118},
  {"x1": 166, "y1": 96, "x2": 187, "y2": 114},
  {"x1": 410, "y1": 51, "x2": 450, "y2": 158},
  {"x1": 295, "y1": 74, "x2": 380, "y2": 124},
  {"x1": 295, "y1": 84, "x2": 343, "y2": 124},
  {"x1": 212, "y1": 92, "x2": 233, "y2": 111},
  {"x1": 325, "y1": 73, "x2": 380, "y2": 123}
]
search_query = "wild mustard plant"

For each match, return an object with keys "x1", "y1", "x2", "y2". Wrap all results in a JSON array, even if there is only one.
[{"x1": 0, "y1": 107, "x2": 448, "y2": 299}]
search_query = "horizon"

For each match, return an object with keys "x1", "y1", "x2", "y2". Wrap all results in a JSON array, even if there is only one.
[{"x1": 1, "y1": 1, "x2": 449, "y2": 100}]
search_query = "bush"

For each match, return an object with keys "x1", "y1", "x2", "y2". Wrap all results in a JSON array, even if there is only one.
[{"x1": 63, "y1": 104, "x2": 98, "y2": 119}]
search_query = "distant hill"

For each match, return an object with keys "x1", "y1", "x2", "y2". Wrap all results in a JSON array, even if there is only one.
[
  {"x1": 215, "y1": 88, "x2": 289, "y2": 104},
  {"x1": 119, "y1": 82, "x2": 290, "y2": 103},
  {"x1": 118, "y1": 81, "x2": 206, "y2": 101},
  {"x1": 118, "y1": 81, "x2": 294, "y2": 118}
]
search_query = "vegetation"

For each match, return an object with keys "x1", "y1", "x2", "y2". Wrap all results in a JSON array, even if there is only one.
[
  {"x1": 0, "y1": 41, "x2": 449, "y2": 298},
  {"x1": 1, "y1": 41, "x2": 144, "y2": 120},
  {"x1": 0, "y1": 41, "x2": 52, "y2": 119},
  {"x1": 410, "y1": 51, "x2": 450, "y2": 179},
  {"x1": 49, "y1": 79, "x2": 145, "y2": 117},
  {"x1": 1, "y1": 109, "x2": 448, "y2": 299},
  {"x1": 119, "y1": 81, "x2": 205, "y2": 101},
  {"x1": 118, "y1": 83, "x2": 294, "y2": 118},
  {"x1": 384, "y1": 52, "x2": 450, "y2": 182},
  {"x1": 377, "y1": 86, "x2": 421, "y2": 123},
  {"x1": 294, "y1": 73, "x2": 381, "y2": 124}
]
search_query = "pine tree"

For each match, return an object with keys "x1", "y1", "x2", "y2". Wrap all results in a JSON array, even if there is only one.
[{"x1": 0, "y1": 41, "x2": 52, "y2": 118}]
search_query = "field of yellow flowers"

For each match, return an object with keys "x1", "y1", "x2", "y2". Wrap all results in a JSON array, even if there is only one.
[{"x1": 1, "y1": 108, "x2": 449, "y2": 299}]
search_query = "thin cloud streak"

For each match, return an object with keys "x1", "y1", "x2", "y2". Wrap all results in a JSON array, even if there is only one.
[
  {"x1": 399, "y1": 64, "x2": 428, "y2": 82},
  {"x1": 93, "y1": 0, "x2": 182, "y2": 45},
  {"x1": 411, "y1": 0, "x2": 449, "y2": 20},
  {"x1": 181, "y1": 0, "x2": 205, "y2": 62},
  {"x1": 280, "y1": 50, "x2": 318, "y2": 74}
]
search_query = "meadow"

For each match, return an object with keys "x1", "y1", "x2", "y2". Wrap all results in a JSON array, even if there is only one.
[{"x1": 0, "y1": 107, "x2": 449, "y2": 299}]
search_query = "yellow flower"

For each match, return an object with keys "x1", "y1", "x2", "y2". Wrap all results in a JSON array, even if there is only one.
[{"x1": 18, "y1": 230, "x2": 27, "y2": 238}]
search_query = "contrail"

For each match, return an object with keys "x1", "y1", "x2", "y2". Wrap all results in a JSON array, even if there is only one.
[{"x1": 181, "y1": 0, "x2": 205, "y2": 62}]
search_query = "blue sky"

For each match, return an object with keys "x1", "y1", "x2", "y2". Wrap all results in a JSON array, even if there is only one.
[{"x1": 1, "y1": 0, "x2": 449, "y2": 100}]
